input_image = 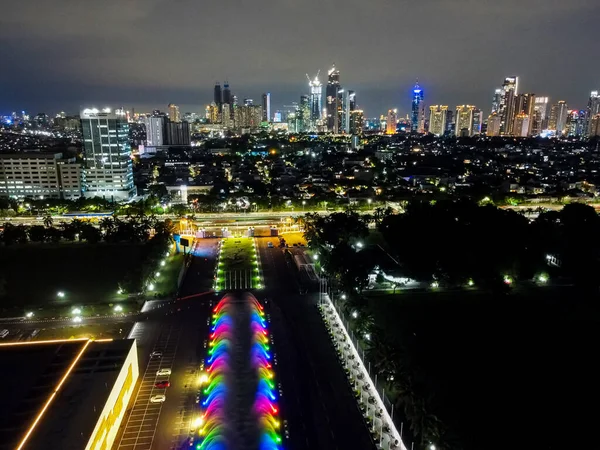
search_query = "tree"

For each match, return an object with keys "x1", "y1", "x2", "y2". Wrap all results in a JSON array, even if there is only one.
[
  {"x1": 80, "y1": 223, "x2": 102, "y2": 243},
  {"x1": 2, "y1": 223, "x2": 28, "y2": 245},
  {"x1": 28, "y1": 225, "x2": 47, "y2": 243},
  {"x1": 43, "y1": 215, "x2": 53, "y2": 228}
]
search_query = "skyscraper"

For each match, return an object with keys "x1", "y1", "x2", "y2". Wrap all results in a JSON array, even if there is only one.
[
  {"x1": 455, "y1": 105, "x2": 476, "y2": 137},
  {"x1": 262, "y1": 93, "x2": 271, "y2": 122},
  {"x1": 338, "y1": 89, "x2": 350, "y2": 133},
  {"x1": 487, "y1": 113, "x2": 501, "y2": 136},
  {"x1": 491, "y1": 88, "x2": 503, "y2": 114},
  {"x1": 428, "y1": 105, "x2": 448, "y2": 136},
  {"x1": 308, "y1": 72, "x2": 322, "y2": 123},
  {"x1": 513, "y1": 113, "x2": 530, "y2": 137},
  {"x1": 499, "y1": 76, "x2": 518, "y2": 135},
  {"x1": 142, "y1": 115, "x2": 164, "y2": 146},
  {"x1": 532, "y1": 97, "x2": 549, "y2": 135},
  {"x1": 326, "y1": 65, "x2": 341, "y2": 133},
  {"x1": 214, "y1": 82, "x2": 222, "y2": 112},
  {"x1": 411, "y1": 81, "x2": 423, "y2": 132},
  {"x1": 348, "y1": 90, "x2": 356, "y2": 112},
  {"x1": 589, "y1": 114, "x2": 600, "y2": 137},
  {"x1": 168, "y1": 103, "x2": 180, "y2": 123},
  {"x1": 223, "y1": 82, "x2": 231, "y2": 106},
  {"x1": 586, "y1": 91, "x2": 600, "y2": 136},
  {"x1": 349, "y1": 110, "x2": 364, "y2": 135},
  {"x1": 514, "y1": 93, "x2": 535, "y2": 136},
  {"x1": 549, "y1": 101, "x2": 569, "y2": 135},
  {"x1": 472, "y1": 109, "x2": 483, "y2": 135},
  {"x1": 386, "y1": 109, "x2": 397, "y2": 135},
  {"x1": 80, "y1": 108, "x2": 135, "y2": 201},
  {"x1": 298, "y1": 95, "x2": 310, "y2": 132}
]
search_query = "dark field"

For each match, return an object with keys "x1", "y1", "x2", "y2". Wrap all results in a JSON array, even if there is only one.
[
  {"x1": 0, "y1": 243, "x2": 144, "y2": 308},
  {"x1": 368, "y1": 287, "x2": 600, "y2": 450}
]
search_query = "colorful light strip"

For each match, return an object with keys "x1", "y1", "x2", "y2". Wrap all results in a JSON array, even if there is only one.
[
  {"x1": 196, "y1": 295, "x2": 281, "y2": 449},
  {"x1": 248, "y1": 296, "x2": 282, "y2": 449}
]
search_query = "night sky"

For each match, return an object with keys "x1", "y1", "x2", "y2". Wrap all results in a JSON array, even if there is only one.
[{"x1": 1, "y1": 0, "x2": 599, "y2": 117}]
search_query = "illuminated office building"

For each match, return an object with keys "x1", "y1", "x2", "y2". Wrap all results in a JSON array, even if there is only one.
[
  {"x1": 586, "y1": 91, "x2": 600, "y2": 136},
  {"x1": 308, "y1": 72, "x2": 323, "y2": 123},
  {"x1": 499, "y1": 76, "x2": 518, "y2": 135},
  {"x1": 513, "y1": 113, "x2": 530, "y2": 137},
  {"x1": 532, "y1": 97, "x2": 549, "y2": 135},
  {"x1": 549, "y1": 101, "x2": 569, "y2": 135},
  {"x1": 491, "y1": 88, "x2": 503, "y2": 114},
  {"x1": 428, "y1": 105, "x2": 448, "y2": 136},
  {"x1": 411, "y1": 81, "x2": 423, "y2": 132},
  {"x1": 386, "y1": 109, "x2": 397, "y2": 135},
  {"x1": 80, "y1": 108, "x2": 135, "y2": 201},
  {"x1": 514, "y1": 93, "x2": 535, "y2": 135},
  {"x1": 262, "y1": 92, "x2": 271, "y2": 122},
  {"x1": 214, "y1": 82, "x2": 222, "y2": 112},
  {"x1": 168, "y1": 103, "x2": 180, "y2": 123},
  {"x1": 326, "y1": 65, "x2": 341, "y2": 133},
  {"x1": 349, "y1": 110, "x2": 365, "y2": 135},
  {"x1": 455, "y1": 105, "x2": 476, "y2": 137},
  {"x1": 487, "y1": 112, "x2": 501, "y2": 136}
]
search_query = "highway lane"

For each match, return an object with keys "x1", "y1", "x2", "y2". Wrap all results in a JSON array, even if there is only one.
[
  {"x1": 257, "y1": 237, "x2": 375, "y2": 450},
  {"x1": 148, "y1": 238, "x2": 219, "y2": 450}
]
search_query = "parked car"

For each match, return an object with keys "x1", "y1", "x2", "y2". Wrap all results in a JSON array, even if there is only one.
[
  {"x1": 155, "y1": 380, "x2": 170, "y2": 388},
  {"x1": 150, "y1": 394, "x2": 166, "y2": 403},
  {"x1": 156, "y1": 368, "x2": 171, "y2": 376}
]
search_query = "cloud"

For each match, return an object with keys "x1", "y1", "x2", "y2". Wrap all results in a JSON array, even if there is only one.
[{"x1": 0, "y1": 0, "x2": 599, "y2": 115}]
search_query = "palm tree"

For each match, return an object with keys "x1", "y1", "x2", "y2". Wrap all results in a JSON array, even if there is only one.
[{"x1": 43, "y1": 215, "x2": 53, "y2": 228}]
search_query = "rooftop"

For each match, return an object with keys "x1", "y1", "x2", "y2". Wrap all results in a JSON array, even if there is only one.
[{"x1": 0, "y1": 338, "x2": 136, "y2": 450}]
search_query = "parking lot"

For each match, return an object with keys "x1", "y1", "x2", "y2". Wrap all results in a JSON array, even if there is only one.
[{"x1": 117, "y1": 323, "x2": 181, "y2": 450}]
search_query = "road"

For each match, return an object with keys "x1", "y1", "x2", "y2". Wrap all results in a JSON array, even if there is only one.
[{"x1": 257, "y1": 236, "x2": 375, "y2": 450}]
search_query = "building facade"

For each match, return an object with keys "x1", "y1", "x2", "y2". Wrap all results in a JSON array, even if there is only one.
[
  {"x1": 455, "y1": 105, "x2": 476, "y2": 137},
  {"x1": 487, "y1": 113, "x2": 501, "y2": 136},
  {"x1": 411, "y1": 81, "x2": 423, "y2": 132},
  {"x1": 168, "y1": 103, "x2": 180, "y2": 123},
  {"x1": 386, "y1": 109, "x2": 397, "y2": 135},
  {"x1": 0, "y1": 152, "x2": 84, "y2": 200},
  {"x1": 80, "y1": 108, "x2": 135, "y2": 201},
  {"x1": 326, "y1": 65, "x2": 341, "y2": 133},
  {"x1": 428, "y1": 105, "x2": 448, "y2": 136},
  {"x1": 499, "y1": 76, "x2": 518, "y2": 135},
  {"x1": 262, "y1": 92, "x2": 271, "y2": 122},
  {"x1": 308, "y1": 73, "x2": 322, "y2": 124}
]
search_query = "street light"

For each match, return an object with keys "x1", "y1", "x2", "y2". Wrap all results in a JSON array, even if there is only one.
[
  {"x1": 352, "y1": 310, "x2": 358, "y2": 319},
  {"x1": 26, "y1": 312, "x2": 34, "y2": 318},
  {"x1": 313, "y1": 254, "x2": 319, "y2": 260},
  {"x1": 356, "y1": 242, "x2": 363, "y2": 249},
  {"x1": 148, "y1": 283, "x2": 155, "y2": 291},
  {"x1": 155, "y1": 272, "x2": 160, "y2": 278},
  {"x1": 341, "y1": 294, "x2": 347, "y2": 300},
  {"x1": 114, "y1": 305, "x2": 123, "y2": 312},
  {"x1": 57, "y1": 291, "x2": 65, "y2": 298},
  {"x1": 72, "y1": 316, "x2": 82, "y2": 323},
  {"x1": 160, "y1": 260, "x2": 166, "y2": 267},
  {"x1": 72, "y1": 307, "x2": 81, "y2": 315}
]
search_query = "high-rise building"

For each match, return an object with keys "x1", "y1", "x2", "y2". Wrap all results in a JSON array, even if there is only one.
[
  {"x1": 348, "y1": 90, "x2": 356, "y2": 112},
  {"x1": 165, "y1": 121, "x2": 191, "y2": 145},
  {"x1": 262, "y1": 93, "x2": 271, "y2": 122},
  {"x1": 411, "y1": 81, "x2": 423, "y2": 132},
  {"x1": 338, "y1": 89, "x2": 350, "y2": 133},
  {"x1": 513, "y1": 113, "x2": 530, "y2": 137},
  {"x1": 80, "y1": 108, "x2": 135, "y2": 201},
  {"x1": 214, "y1": 83, "x2": 222, "y2": 112},
  {"x1": 326, "y1": 65, "x2": 341, "y2": 133},
  {"x1": 487, "y1": 113, "x2": 501, "y2": 136},
  {"x1": 549, "y1": 101, "x2": 569, "y2": 135},
  {"x1": 446, "y1": 110, "x2": 454, "y2": 134},
  {"x1": 234, "y1": 105, "x2": 263, "y2": 130},
  {"x1": 349, "y1": 110, "x2": 365, "y2": 135},
  {"x1": 386, "y1": 109, "x2": 397, "y2": 135},
  {"x1": 244, "y1": 98, "x2": 254, "y2": 106},
  {"x1": 142, "y1": 115, "x2": 165, "y2": 146},
  {"x1": 589, "y1": 114, "x2": 600, "y2": 137},
  {"x1": 491, "y1": 88, "x2": 503, "y2": 114},
  {"x1": 168, "y1": 103, "x2": 180, "y2": 123},
  {"x1": 472, "y1": 109, "x2": 483, "y2": 135},
  {"x1": 208, "y1": 103, "x2": 219, "y2": 124},
  {"x1": 586, "y1": 91, "x2": 600, "y2": 136},
  {"x1": 499, "y1": 76, "x2": 518, "y2": 135},
  {"x1": 515, "y1": 93, "x2": 535, "y2": 135},
  {"x1": 223, "y1": 82, "x2": 231, "y2": 106},
  {"x1": 455, "y1": 105, "x2": 476, "y2": 137},
  {"x1": 222, "y1": 103, "x2": 232, "y2": 128},
  {"x1": 532, "y1": 96, "x2": 549, "y2": 135},
  {"x1": 308, "y1": 72, "x2": 323, "y2": 123},
  {"x1": 298, "y1": 95, "x2": 310, "y2": 132},
  {"x1": 428, "y1": 105, "x2": 448, "y2": 136}
]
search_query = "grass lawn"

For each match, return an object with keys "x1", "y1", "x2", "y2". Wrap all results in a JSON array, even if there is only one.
[
  {"x1": 149, "y1": 252, "x2": 184, "y2": 297},
  {"x1": 0, "y1": 243, "x2": 145, "y2": 314},
  {"x1": 216, "y1": 237, "x2": 260, "y2": 290},
  {"x1": 365, "y1": 287, "x2": 600, "y2": 450}
]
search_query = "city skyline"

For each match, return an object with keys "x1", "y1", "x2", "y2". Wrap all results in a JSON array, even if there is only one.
[{"x1": 1, "y1": 0, "x2": 599, "y2": 116}]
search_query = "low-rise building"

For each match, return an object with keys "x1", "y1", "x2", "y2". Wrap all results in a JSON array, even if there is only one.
[{"x1": 0, "y1": 152, "x2": 84, "y2": 200}]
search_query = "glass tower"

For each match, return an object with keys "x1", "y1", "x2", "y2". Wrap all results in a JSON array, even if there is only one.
[
  {"x1": 411, "y1": 81, "x2": 423, "y2": 132},
  {"x1": 80, "y1": 108, "x2": 135, "y2": 201}
]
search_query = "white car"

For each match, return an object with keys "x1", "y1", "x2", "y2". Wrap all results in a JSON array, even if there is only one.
[
  {"x1": 150, "y1": 351, "x2": 162, "y2": 358},
  {"x1": 150, "y1": 394, "x2": 166, "y2": 403},
  {"x1": 156, "y1": 368, "x2": 171, "y2": 376},
  {"x1": 267, "y1": 241, "x2": 274, "y2": 248}
]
